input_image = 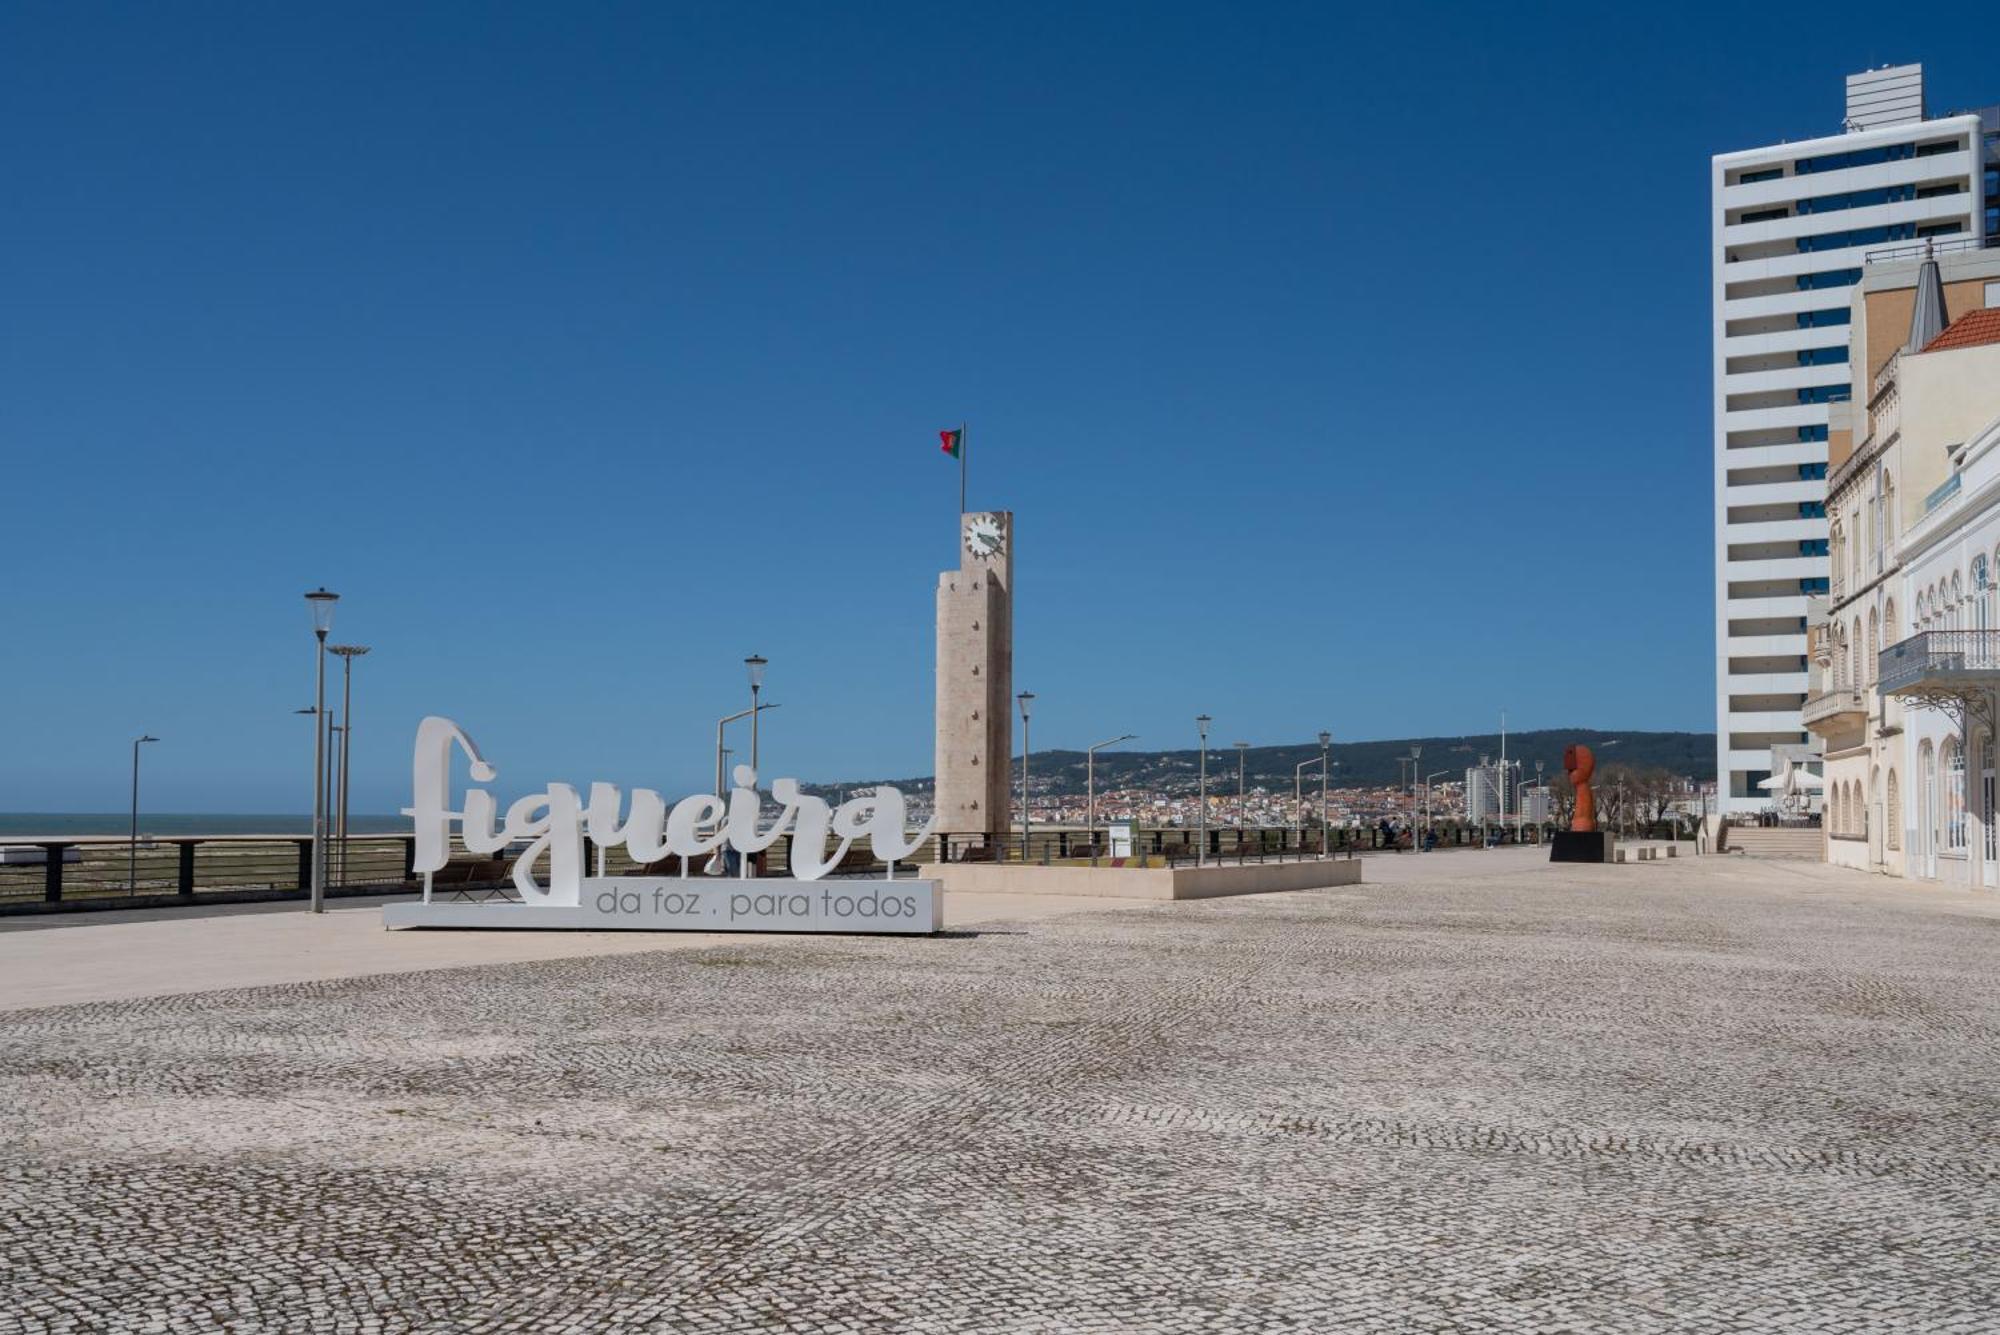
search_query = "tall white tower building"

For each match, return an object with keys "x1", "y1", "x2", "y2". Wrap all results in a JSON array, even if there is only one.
[{"x1": 1711, "y1": 64, "x2": 1997, "y2": 812}]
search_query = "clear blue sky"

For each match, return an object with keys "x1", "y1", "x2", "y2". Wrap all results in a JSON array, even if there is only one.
[{"x1": 3, "y1": 3, "x2": 1991, "y2": 812}]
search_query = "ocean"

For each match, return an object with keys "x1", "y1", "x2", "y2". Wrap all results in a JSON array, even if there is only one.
[{"x1": 0, "y1": 814, "x2": 410, "y2": 838}]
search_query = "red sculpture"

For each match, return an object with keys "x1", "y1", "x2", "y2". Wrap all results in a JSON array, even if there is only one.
[{"x1": 1564, "y1": 744, "x2": 1597, "y2": 833}]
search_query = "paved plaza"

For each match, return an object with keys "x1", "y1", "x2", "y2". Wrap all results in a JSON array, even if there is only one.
[{"x1": 3, "y1": 851, "x2": 1998, "y2": 1332}]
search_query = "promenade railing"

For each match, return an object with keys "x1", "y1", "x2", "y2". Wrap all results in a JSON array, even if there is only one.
[{"x1": 1, "y1": 822, "x2": 1552, "y2": 914}]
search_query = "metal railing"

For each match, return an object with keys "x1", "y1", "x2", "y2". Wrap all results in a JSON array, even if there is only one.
[
  {"x1": 2, "y1": 822, "x2": 1563, "y2": 912},
  {"x1": 1878, "y1": 629, "x2": 2000, "y2": 694},
  {"x1": 0, "y1": 834, "x2": 425, "y2": 913},
  {"x1": 1863, "y1": 234, "x2": 1995, "y2": 264}
]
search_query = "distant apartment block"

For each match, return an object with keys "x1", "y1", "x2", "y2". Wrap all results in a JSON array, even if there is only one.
[{"x1": 1712, "y1": 64, "x2": 1999, "y2": 813}]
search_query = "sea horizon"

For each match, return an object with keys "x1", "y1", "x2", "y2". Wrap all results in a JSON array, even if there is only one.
[{"x1": 0, "y1": 813, "x2": 410, "y2": 839}]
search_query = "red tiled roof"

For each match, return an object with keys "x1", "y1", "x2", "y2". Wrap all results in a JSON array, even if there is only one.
[{"x1": 1923, "y1": 307, "x2": 2000, "y2": 354}]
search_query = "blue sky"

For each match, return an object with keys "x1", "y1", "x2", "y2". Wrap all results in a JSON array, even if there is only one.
[{"x1": 3, "y1": 3, "x2": 1993, "y2": 812}]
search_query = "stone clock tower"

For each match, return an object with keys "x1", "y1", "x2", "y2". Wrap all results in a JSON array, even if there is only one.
[{"x1": 935, "y1": 510, "x2": 1013, "y2": 839}]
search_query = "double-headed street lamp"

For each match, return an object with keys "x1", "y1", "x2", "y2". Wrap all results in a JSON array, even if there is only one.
[
  {"x1": 1087, "y1": 732, "x2": 1137, "y2": 867},
  {"x1": 304, "y1": 588, "x2": 339, "y2": 913},
  {"x1": 329, "y1": 645, "x2": 370, "y2": 887},
  {"x1": 1017, "y1": 692, "x2": 1035, "y2": 859},
  {"x1": 1195, "y1": 714, "x2": 1212, "y2": 866},
  {"x1": 130, "y1": 734, "x2": 158, "y2": 892}
]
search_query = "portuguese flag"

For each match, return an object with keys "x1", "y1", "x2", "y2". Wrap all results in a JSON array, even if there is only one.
[{"x1": 939, "y1": 427, "x2": 964, "y2": 458}]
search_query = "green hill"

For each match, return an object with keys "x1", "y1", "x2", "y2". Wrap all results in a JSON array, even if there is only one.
[{"x1": 820, "y1": 728, "x2": 1714, "y2": 797}]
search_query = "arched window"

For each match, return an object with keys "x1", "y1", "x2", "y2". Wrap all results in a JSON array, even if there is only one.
[
  {"x1": 1886, "y1": 597, "x2": 1897, "y2": 641},
  {"x1": 1952, "y1": 573, "x2": 1964, "y2": 630},
  {"x1": 1851, "y1": 617, "x2": 1863, "y2": 688},
  {"x1": 1833, "y1": 626, "x2": 1847, "y2": 688},
  {"x1": 1830, "y1": 784, "x2": 1843, "y2": 834},
  {"x1": 1868, "y1": 608, "x2": 1880, "y2": 684},
  {"x1": 1975, "y1": 556, "x2": 1992, "y2": 632},
  {"x1": 1883, "y1": 474, "x2": 1896, "y2": 542},
  {"x1": 1887, "y1": 769, "x2": 1901, "y2": 849},
  {"x1": 1920, "y1": 742, "x2": 1937, "y2": 873},
  {"x1": 1946, "y1": 739, "x2": 1967, "y2": 852}
]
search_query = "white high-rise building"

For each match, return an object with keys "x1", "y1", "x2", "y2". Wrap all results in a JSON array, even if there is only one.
[{"x1": 1712, "y1": 64, "x2": 1996, "y2": 813}]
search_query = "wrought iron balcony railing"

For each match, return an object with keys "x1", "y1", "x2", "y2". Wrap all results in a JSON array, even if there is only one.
[{"x1": 1877, "y1": 630, "x2": 2000, "y2": 696}]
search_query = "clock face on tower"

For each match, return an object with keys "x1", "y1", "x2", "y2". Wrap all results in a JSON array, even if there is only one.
[{"x1": 964, "y1": 513, "x2": 1006, "y2": 560}]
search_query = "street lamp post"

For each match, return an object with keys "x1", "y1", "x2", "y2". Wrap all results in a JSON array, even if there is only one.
[
  {"x1": 1196, "y1": 714, "x2": 1212, "y2": 866},
  {"x1": 744, "y1": 655, "x2": 767, "y2": 775},
  {"x1": 130, "y1": 734, "x2": 158, "y2": 892},
  {"x1": 1295, "y1": 754, "x2": 1324, "y2": 855},
  {"x1": 1408, "y1": 745, "x2": 1422, "y2": 848},
  {"x1": 1423, "y1": 771, "x2": 1450, "y2": 851},
  {"x1": 329, "y1": 645, "x2": 370, "y2": 888},
  {"x1": 1017, "y1": 692, "x2": 1035, "y2": 860},
  {"x1": 1087, "y1": 733, "x2": 1137, "y2": 868},
  {"x1": 713, "y1": 703, "x2": 779, "y2": 877},
  {"x1": 1234, "y1": 742, "x2": 1249, "y2": 848},
  {"x1": 1319, "y1": 731, "x2": 1332, "y2": 859},
  {"x1": 714, "y1": 704, "x2": 781, "y2": 800},
  {"x1": 304, "y1": 588, "x2": 339, "y2": 913}
]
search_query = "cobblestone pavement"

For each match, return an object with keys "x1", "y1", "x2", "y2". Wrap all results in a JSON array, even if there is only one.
[{"x1": 3, "y1": 857, "x2": 1998, "y2": 1333}]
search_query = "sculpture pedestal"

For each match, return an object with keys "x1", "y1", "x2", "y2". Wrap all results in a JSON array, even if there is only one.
[{"x1": 1550, "y1": 831, "x2": 1614, "y2": 864}]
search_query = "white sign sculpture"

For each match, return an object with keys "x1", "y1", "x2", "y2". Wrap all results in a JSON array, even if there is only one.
[{"x1": 383, "y1": 717, "x2": 941, "y2": 935}]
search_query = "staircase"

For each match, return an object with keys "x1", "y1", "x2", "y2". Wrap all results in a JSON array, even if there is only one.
[{"x1": 1724, "y1": 826, "x2": 1823, "y2": 860}]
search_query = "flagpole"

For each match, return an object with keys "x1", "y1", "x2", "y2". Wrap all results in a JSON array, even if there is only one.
[{"x1": 959, "y1": 421, "x2": 967, "y2": 515}]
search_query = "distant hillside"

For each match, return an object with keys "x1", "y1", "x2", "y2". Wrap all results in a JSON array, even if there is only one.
[{"x1": 816, "y1": 729, "x2": 1714, "y2": 798}]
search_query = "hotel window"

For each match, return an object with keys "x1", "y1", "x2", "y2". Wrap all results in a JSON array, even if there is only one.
[
  {"x1": 1798, "y1": 184, "x2": 1913, "y2": 214},
  {"x1": 1799, "y1": 539, "x2": 1830, "y2": 557},
  {"x1": 1917, "y1": 221, "x2": 1964, "y2": 238},
  {"x1": 1740, "y1": 166, "x2": 1785, "y2": 183},
  {"x1": 1798, "y1": 501, "x2": 1826, "y2": 518},
  {"x1": 1798, "y1": 268, "x2": 1864, "y2": 290},
  {"x1": 1741, "y1": 207, "x2": 1790, "y2": 223},
  {"x1": 1915, "y1": 138, "x2": 1960, "y2": 158},
  {"x1": 1797, "y1": 308, "x2": 1851, "y2": 328},
  {"x1": 1798, "y1": 577, "x2": 1830, "y2": 594},
  {"x1": 1797, "y1": 223, "x2": 1915, "y2": 254},
  {"x1": 1796, "y1": 143, "x2": 1913, "y2": 174},
  {"x1": 1797, "y1": 346, "x2": 1848, "y2": 366},
  {"x1": 1797, "y1": 385, "x2": 1850, "y2": 405}
]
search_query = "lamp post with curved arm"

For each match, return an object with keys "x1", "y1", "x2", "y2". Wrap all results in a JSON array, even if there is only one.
[{"x1": 1087, "y1": 733, "x2": 1137, "y2": 867}]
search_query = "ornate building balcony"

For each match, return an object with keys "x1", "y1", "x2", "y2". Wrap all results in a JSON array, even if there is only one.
[
  {"x1": 1801, "y1": 687, "x2": 1868, "y2": 732},
  {"x1": 1878, "y1": 631, "x2": 2000, "y2": 699}
]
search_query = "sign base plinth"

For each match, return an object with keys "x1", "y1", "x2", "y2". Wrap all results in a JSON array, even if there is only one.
[
  {"x1": 1550, "y1": 831, "x2": 1614, "y2": 864},
  {"x1": 385, "y1": 877, "x2": 941, "y2": 935}
]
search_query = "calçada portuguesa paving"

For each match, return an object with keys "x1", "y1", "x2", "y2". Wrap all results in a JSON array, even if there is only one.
[{"x1": 2, "y1": 849, "x2": 1998, "y2": 1332}]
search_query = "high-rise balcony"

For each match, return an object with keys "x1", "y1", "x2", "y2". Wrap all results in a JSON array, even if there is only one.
[
  {"x1": 1800, "y1": 687, "x2": 1868, "y2": 732},
  {"x1": 1877, "y1": 631, "x2": 2000, "y2": 696}
]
